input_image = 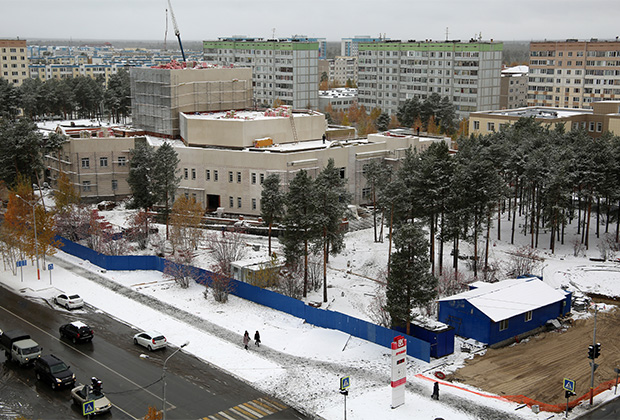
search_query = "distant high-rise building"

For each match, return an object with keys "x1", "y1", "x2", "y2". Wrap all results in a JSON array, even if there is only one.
[
  {"x1": 500, "y1": 65, "x2": 528, "y2": 109},
  {"x1": 357, "y1": 40, "x2": 503, "y2": 119},
  {"x1": 203, "y1": 37, "x2": 319, "y2": 109},
  {"x1": 0, "y1": 39, "x2": 29, "y2": 86},
  {"x1": 329, "y1": 56, "x2": 358, "y2": 86},
  {"x1": 528, "y1": 39, "x2": 620, "y2": 109},
  {"x1": 341, "y1": 36, "x2": 387, "y2": 57}
]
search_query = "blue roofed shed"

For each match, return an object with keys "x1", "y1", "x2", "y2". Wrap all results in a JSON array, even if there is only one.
[{"x1": 438, "y1": 277, "x2": 572, "y2": 346}]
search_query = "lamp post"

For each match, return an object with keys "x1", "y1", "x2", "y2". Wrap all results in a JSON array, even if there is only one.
[
  {"x1": 162, "y1": 341, "x2": 189, "y2": 420},
  {"x1": 15, "y1": 194, "x2": 41, "y2": 280}
]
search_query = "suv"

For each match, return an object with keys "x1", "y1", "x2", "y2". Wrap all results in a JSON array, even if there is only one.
[
  {"x1": 59, "y1": 321, "x2": 94, "y2": 344},
  {"x1": 33, "y1": 355, "x2": 75, "y2": 390}
]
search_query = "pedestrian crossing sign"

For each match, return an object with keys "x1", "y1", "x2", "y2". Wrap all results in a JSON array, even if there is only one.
[
  {"x1": 563, "y1": 378, "x2": 575, "y2": 392},
  {"x1": 340, "y1": 376, "x2": 350, "y2": 390},
  {"x1": 83, "y1": 400, "x2": 95, "y2": 415}
]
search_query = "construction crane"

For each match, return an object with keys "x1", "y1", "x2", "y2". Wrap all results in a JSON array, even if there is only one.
[{"x1": 167, "y1": 0, "x2": 186, "y2": 62}]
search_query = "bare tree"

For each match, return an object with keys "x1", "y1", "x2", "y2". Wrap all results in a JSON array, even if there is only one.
[
  {"x1": 367, "y1": 285, "x2": 391, "y2": 328},
  {"x1": 164, "y1": 249, "x2": 198, "y2": 289},
  {"x1": 505, "y1": 246, "x2": 544, "y2": 278},
  {"x1": 210, "y1": 270, "x2": 234, "y2": 303},
  {"x1": 205, "y1": 230, "x2": 247, "y2": 277},
  {"x1": 277, "y1": 265, "x2": 303, "y2": 299}
]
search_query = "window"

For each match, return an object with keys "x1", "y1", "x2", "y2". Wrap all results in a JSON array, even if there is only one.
[
  {"x1": 191, "y1": 168, "x2": 196, "y2": 180},
  {"x1": 99, "y1": 157, "x2": 108, "y2": 167},
  {"x1": 237, "y1": 172, "x2": 241, "y2": 183},
  {"x1": 111, "y1": 179, "x2": 118, "y2": 190},
  {"x1": 81, "y1": 158, "x2": 90, "y2": 168},
  {"x1": 214, "y1": 170, "x2": 219, "y2": 181},
  {"x1": 237, "y1": 197, "x2": 242, "y2": 208},
  {"x1": 252, "y1": 198, "x2": 257, "y2": 210},
  {"x1": 596, "y1": 122, "x2": 602, "y2": 132},
  {"x1": 229, "y1": 171, "x2": 233, "y2": 183},
  {"x1": 184, "y1": 168, "x2": 188, "y2": 179},
  {"x1": 260, "y1": 173, "x2": 265, "y2": 184},
  {"x1": 589, "y1": 122, "x2": 595, "y2": 132},
  {"x1": 229, "y1": 196, "x2": 233, "y2": 207},
  {"x1": 525, "y1": 311, "x2": 532, "y2": 322},
  {"x1": 499, "y1": 319, "x2": 508, "y2": 331},
  {"x1": 251, "y1": 173, "x2": 257, "y2": 184},
  {"x1": 82, "y1": 181, "x2": 91, "y2": 192},
  {"x1": 473, "y1": 120, "x2": 480, "y2": 130},
  {"x1": 206, "y1": 169, "x2": 211, "y2": 181},
  {"x1": 487, "y1": 122, "x2": 495, "y2": 132},
  {"x1": 339, "y1": 168, "x2": 346, "y2": 179},
  {"x1": 118, "y1": 156, "x2": 126, "y2": 166}
]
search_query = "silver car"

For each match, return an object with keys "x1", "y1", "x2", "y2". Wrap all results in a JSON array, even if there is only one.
[
  {"x1": 54, "y1": 293, "x2": 84, "y2": 310},
  {"x1": 71, "y1": 383, "x2": 112, "y2": 415},
  {"x1": 133, "y1": 331, "x2": 167, "y2": 351}
]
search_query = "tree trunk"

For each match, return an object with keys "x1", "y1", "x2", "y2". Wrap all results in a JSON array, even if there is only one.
[
  {"x1": 585, "y1": 198, "x2": 592, "y2": 250},
  {"x1": 323, "y1": 227, "x2": 328, "y2": 303},
  {"x1": 511, "y1": 178, "x2": 518, "y2": 245},
  {"x1": 387, "y1": 204, "x2": 393, "y2": 278},
  {"x1": 473, "y1": 212, "x2": 478, "y2": 278},
  {"x1": 497, "y1": 199, "x2": 501, "y2": 241},
  {"x1": 596, "y1": 196, "x2": 600, "y2": 239},
  {"x1": 268, "y1": 222, "x2": 272, "y2": 256},
  {"x1": 485, "y1": 211, "x2": 491, "y2": 271},
  {"x1": 430, "y1": 213, "x2": 435, "y2": 276},
  {"x1": 372, "y1": 188, "x2": 377, "y2": 242},
  {"x1": 439, "y1": 209, "x2": 444, "y2": 276},
  {"x1": 303, "y1": 239, "x2": 308, "y2": 298}
]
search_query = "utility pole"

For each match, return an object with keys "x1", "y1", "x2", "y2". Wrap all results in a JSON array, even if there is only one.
[{"x1": 589, "y1": 305, "x2": 598, "y2": 405}]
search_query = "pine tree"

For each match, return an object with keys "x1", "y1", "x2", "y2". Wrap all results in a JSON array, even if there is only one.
[
  {"x1": 152, "y1": 142, "x2": 181, "y2": 239},
  {"x1": 260, "y1": 174, "x2": 284, "y2": 256},
  {"x1": 313, "y1": 159, "x2": 351, "y2": 302},
  {"x1": 127, "y1": 142, "x2": 156, "y2": 210},
  {"x1": 385, "y1": 222, "x2": 437, "y2": 335}
]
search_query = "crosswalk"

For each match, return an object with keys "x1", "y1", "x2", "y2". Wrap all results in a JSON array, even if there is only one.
[{"x1": 204, "y1": 397, "x2": 287, "y2": 420}]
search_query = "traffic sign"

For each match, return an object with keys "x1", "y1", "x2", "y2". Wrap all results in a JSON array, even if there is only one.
[
  {"x1": 340, "y1": 376, "x2": 350, "y2": 390},
  {"x1": 563, "y1": 378, "x2": 575, "y2": 392},
  {"x1": 48, "y1": 263, "x2": 54, "y2": 270},
  {"x1": 82, "y1": 400, "x2": 95, "y2": 415},
  {"x1": 16, "y1": 260, "x2": 27, "y2": 267}
]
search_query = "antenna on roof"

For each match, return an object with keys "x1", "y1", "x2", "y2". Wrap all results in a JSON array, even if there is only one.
[
  {"x1": 445, "y1": 27, "x2": 449, "y2": 41},
  {"x1": 164, "y1": 8, "x2": 168, "y2": 51},
  {"x1": 272, "y1": 28, "x2": 276, "y2": 39}
]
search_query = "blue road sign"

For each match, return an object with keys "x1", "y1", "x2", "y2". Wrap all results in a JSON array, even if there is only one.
[
  {"x1": 340, "y1": 376, "x2": 351, "y2": 390},
  {"x1": 563, "y1": 378, "x2": 575, "y2": 392},
  {"x1": 16, "y1": 260, "x2": 27, "y2": 267},
  {"x1": 83, "y1": 400, "x2": 95, "y2": 416},
  {"x1": 48, "y1": 263, "x2": 53, "y2": 270}
]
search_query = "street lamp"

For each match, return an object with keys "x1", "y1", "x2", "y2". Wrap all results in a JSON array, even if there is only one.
[
  {"x1": 162, "y1": 341, "x2": 189, "y2": 420},
  {"x1": 15, "y1": 194, "x2": 42, "y2": 280}
]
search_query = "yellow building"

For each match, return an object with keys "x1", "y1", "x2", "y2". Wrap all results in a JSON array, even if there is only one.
[{"x1": 0, "y1": 39, "x2": 29, "y2": 86}]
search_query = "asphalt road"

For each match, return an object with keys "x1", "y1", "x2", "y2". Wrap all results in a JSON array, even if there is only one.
[
  {"x1": 0, "y1": 285, "x2": 308, "y2": 419},
  {"x1": 576, "y1": 394, "x2": 620, "y2": 420}
]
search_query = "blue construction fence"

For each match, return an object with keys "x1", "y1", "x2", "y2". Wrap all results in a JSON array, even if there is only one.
[{"x1": 56, "y1": 237, "x2": 434, "y2": 362}]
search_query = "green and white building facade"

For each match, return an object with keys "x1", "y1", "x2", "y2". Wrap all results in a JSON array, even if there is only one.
[
  {"x1": 203, "y1": 38, "x2": 319, "y2": 110},
  {"x1": 357, "y1": 41, "x2": 503, "y2": 119}
]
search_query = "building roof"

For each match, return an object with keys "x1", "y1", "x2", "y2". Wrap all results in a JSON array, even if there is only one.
[
  {"x1": 438, "y1": 277, "x2": 569, "y2": 322},
  {"x1": 502, "y1": 65, "x2": 529, "y2": 75},
  {"x1": 473, "y1": 106, "x2": 592, "y2": 119}
]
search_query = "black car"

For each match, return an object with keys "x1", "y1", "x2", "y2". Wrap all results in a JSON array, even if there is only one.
[
  {"x1": 59, "y1": 321, "x2": 94, "y2": 344},
  {"x1": 33, "y1": 354, "x2": 75, "y2": 389}
]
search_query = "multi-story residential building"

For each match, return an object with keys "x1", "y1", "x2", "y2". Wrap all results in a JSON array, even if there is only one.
[
  {"x1": 469, "y1": 100, "x2": 620, "y2": 138},
  {"x1": 130, "y1": 67, "x2": 253, "y2": 138},
  {"x1": 0, "y1": 39, "x2": 29, "y2": 86},
  {"x1": 29, "y1": 62, "x2": 122, "y2": 85},
  {"x1": 528, "y1": 39, "x2": 620, "y2": 109},
  {"x1": 500, "y1": 65, "x2": 528, "y2": 109},
  {"x1": 341, "y1": 36, "x2": 387, "y2": 57},
  {"x1": 357, "y1": 40, "x2": 503, "y2": 119},
  {"x1": 202, "y1": 37, "x2": 319, "y2": 109},
  {"x1": 329, "y1": 56, "x2": 358, "y2": 86}
]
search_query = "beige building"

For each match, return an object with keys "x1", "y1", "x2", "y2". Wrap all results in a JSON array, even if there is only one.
[
  {"x1": 329, "y1": 56, "x2": 358, "y2": 86},
  {"x1": 130, "y1": 67, "x2": 253, "y2": 139},
  {"x1": 43, "y1": 124, "x2": 141, "y2": 202},
  {"x1": 500, "y1": 65, "x2": 528, "y2": 109},
  {"x1": 528, "y1": 39, "x2": 620, "y2": 109},
  {"x1": 469, "y1": 100, "x2": 620, "y2": 138},
  {"x1": 0, "y1": 39, "x2": 29, "y2": 86}
]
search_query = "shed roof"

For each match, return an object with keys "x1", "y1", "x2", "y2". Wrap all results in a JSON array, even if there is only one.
[{"x1": 438, "y1": 278, "x2": 568, "y2": 322}]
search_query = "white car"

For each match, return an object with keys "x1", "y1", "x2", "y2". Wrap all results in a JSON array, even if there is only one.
[
  {"x1": 133, "y1": 331, "x2": 167, "y2": 351},
  {"x1": 54, "y1": 293, "x2": 84, "y2": 310}
]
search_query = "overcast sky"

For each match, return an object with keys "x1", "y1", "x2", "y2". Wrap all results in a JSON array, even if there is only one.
[{"x1": 2, "y1": 0, "x2": 619, "y2": 44}]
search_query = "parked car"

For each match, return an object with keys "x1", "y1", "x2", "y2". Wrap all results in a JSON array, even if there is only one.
[
  {"x1": 133, "y1": 331, "x2": 167, "y2": 351},
  {"x1": 33, "y1": 354, "x2": 75, "y2": 390},
  {"x1": 54, "y1": 293, "x2": 84, "y2": 310},
  {"x1": 59, "y1": 321, "x2": 94, "y2": 344},
  {"x1": 71, "y1": 379, "x2": 112, "y2": 415}
]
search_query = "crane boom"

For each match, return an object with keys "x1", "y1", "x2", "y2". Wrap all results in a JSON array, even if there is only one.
[{"x1": 167, "y1": 0, "x2": 186, "y2": 62}]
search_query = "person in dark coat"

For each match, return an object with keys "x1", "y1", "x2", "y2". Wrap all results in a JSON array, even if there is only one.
[
  {"x1": 432, "y1": 381, "x2": 439, "y2": 400},
  {"x1": 254, "y1": 331, "x2": 261, "y2": 347},
  {"x1": 243, "y1": 331, "x2": 250, "y2": 350}
]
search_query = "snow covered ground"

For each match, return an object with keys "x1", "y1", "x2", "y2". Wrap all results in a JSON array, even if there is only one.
[{"x1": 2, "y1": 200, "x2": 620, "y2": 419}]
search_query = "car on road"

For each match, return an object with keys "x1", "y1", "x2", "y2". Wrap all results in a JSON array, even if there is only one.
[
  {"x1": 33, "y1": 354, "x2": 75, "y2": 390},
  {"x1": 133, "y1": 331, "x2": 167, "y2": 351},
  {"x1": 71, "y1": 381, "x2": 112, "y2": 415},
  {"x1": 59, "y1": 321, "x2": 94, "y2": 344},
  {"x1": 54, "y1": 293, "x2": 84, "y2": 310}
]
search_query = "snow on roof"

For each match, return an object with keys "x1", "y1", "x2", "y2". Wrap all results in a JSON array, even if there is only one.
[
  {"x1": 483, "y1": 106, "x2": 591, "y2": 119},
  {"x1": 439, "y1": 277, "x2": 569, "y2": 322},
  {"x1": 502, "y1": 65, "x2": 529, "y2": 75},
  {"x1": 182, "y1": 109, "x2": 315, "y2": 121}
]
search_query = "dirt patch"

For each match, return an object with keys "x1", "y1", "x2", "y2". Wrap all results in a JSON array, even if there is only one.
[{"x1": 450, "y1": 308, "x2": 620, "y2": 406}]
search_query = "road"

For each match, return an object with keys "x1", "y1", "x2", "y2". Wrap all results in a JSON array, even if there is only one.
[
  {"x1": 577, "y1": 395, "x2": 620, "y2": 420},
  {"x1": 0, "y1": 286, "x2": 307, "y2": 419}
]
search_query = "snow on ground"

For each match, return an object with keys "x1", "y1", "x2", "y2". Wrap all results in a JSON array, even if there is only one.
[{"x1": 3, "y1": 200, "x2": 620, "y2": 419}]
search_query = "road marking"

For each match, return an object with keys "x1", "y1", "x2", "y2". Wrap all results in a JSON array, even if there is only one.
[
  {"x1": 0, "y1": 303, "x2": 173, "y2": 414},
  {"x1": 203, "y1": 397, "x2": 286, "y2": 420}
]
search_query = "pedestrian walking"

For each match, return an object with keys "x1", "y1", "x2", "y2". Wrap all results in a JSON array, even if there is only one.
[
  {"x1": 243, "y1": 330, "x2": 250, "y2": 350},
  {"x1": 254, "y1": 330, "x2": 261, "y2": 347},
  {"x1": 431, "y1": 381, "x2": 439, "y2": 400}
]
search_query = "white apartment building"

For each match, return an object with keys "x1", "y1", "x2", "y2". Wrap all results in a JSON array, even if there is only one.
[
  {"x1": 500, "y1": 65, "x2": 528, "y2": 109},
  {"x1": 341, "y1": 36, "x2": 387, "y2": 57},
  {"x1": 329, "y1": 56, "x2": 358, "y2": 86},
  {"x1": 357, "y1": 40, "x2": 503, "y2": 119},
  {"x1": 203, "y1": 38, "x2": 319, "y2": 110},
  {"x1": 0, "y1": 39, "x2": 29, "y2": 86}
]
